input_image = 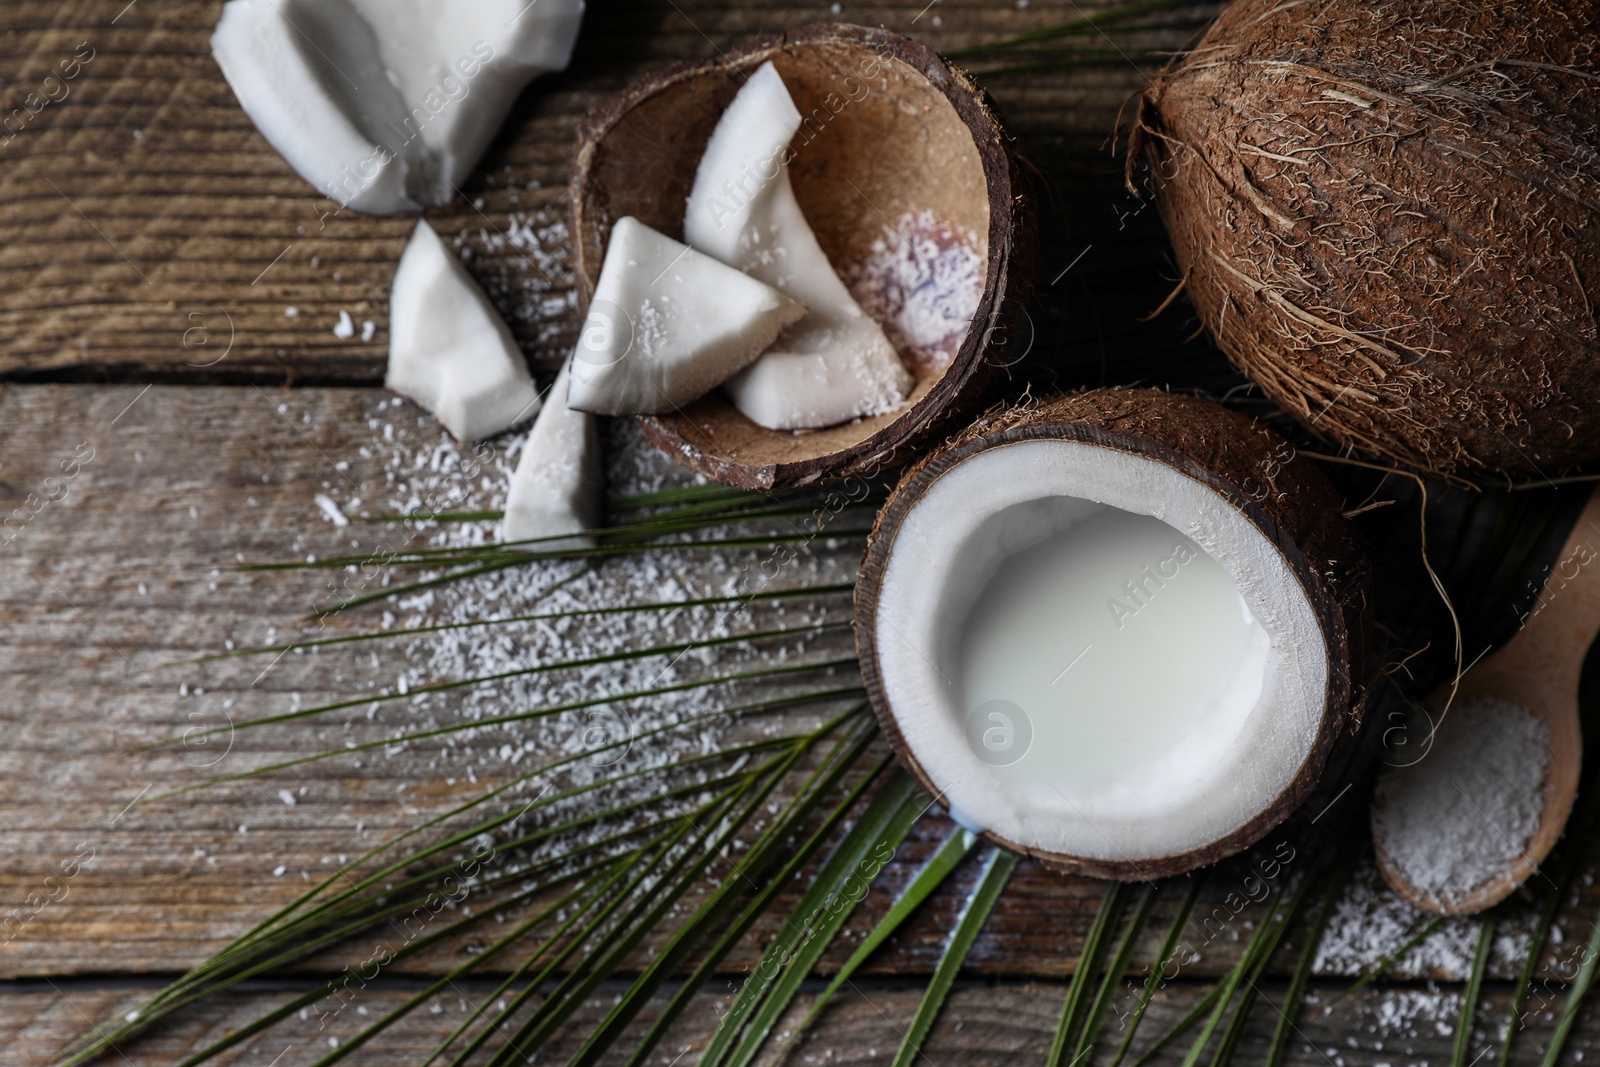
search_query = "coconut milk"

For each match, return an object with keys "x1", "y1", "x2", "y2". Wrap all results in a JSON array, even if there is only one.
[{"x1": 957, "y1": 505, "x2": 1269, "y2": 797}]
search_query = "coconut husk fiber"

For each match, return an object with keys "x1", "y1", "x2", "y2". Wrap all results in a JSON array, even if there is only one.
[{"x1": 1132, "y1": 0, "x2": 1600, "y2": 479}]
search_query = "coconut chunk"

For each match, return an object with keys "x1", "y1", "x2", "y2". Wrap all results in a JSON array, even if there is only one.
[
  {"x1": 211, "y1": 0, "x2": 584, "y2": 215},
  {"x1": 684, "y1": 61, "x2": 912, "y2": 430},
  {"x1": 567, "y1": 217, "x2": 807, "y2": 415},
  {"x1": 385, "y1": 220, "x2": 541, "y2": 443},
  {"x1": 503, "y1": 360, "x2": 603, "y2": 553}
]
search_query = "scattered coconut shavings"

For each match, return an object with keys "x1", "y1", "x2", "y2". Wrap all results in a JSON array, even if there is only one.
[
  {"x1": 846, "y1": 209, "x2": 986, "y2": 378},
  {"x1": 1312, "y1": 860, "x2": 1539, "y2": 982},
  {"x1": 1314, "y1": 864, "x2": 1479, "y2": 979},
  {"x1": 1373, "y1": 695, "x2": 1550, "y2": 907},
  {"x1": 274, "y1": 395, "x2": 864, "y2": 860},
  {"x1": 601, "y1": 417, "x2": 685, "y2": 499},
  {"x1": 453, "y1": 208, "x2": 577, "y2": 361},
  {"x1": 1358, "y1": 988, "x2": 1460, "y2": 1043}
]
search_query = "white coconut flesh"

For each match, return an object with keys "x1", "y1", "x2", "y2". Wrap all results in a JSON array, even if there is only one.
[
  {"x1": 683, "y1": 61, "x2": 913, "y2": 431},
  {"x1": 503, "y1": 360, "x2": 603, "y2": 553},
  {"x1": 212, "y1": 0, "x2": 584, "y2": 215},
  {"x1": 386, "y1": 219, "x2": 542, "y2": 443},
  {"x1": 873, "y1": 441, "x2": 1329, "y2": 862},
  {"x1": 567, "y1": 217, "x2": 807, "y2": 415}
]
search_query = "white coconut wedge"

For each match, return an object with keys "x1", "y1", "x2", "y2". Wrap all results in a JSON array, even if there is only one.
[
  {"x1": 855, "y1": 390, "x2": 1369, "y2": 879},
  {"x1": 683, "y1": 61, "x2": 913, "y2": 431},
  {"x1": 503, "y1": 360, "x2": 603, "y2": 553},
  {"x1": 386, "y1": 220, "x2": 542, "y2": 443},
  {"x1": 212, "y1": 0, "x2": 584, "y2": 215},
  {"x1": 571, "y1": 24, "x2": 1034, "y2": 490},
  {"x1": 566, "y1": 217, "x2": 807, "y2": 416}
]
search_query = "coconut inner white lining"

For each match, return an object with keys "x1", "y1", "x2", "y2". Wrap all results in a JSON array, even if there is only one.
[{"x1": 874, "y1": 440, "x2": 1328, "y2": 862}]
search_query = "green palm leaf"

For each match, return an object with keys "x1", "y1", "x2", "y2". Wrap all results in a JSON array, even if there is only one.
[
  {"x1": 703, "y1": 770, "x2": 926, "y2": 1067},
  {"x1": 784, "y1": 824, "x2": 979, "y2": 1054},
  {"x1": 1110, "y1": 875, "x2": 1205, "y2": 1067},
  {"x1": 890, "y1": 846, "x2": 1018, "y2": 1067},
  {"x1": 1049, "y1": 881, "x2": 1127, "y2": 1067}
]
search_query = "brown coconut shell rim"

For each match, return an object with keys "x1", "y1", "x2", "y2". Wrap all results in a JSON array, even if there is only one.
[
  {"x1": 569, "y1": 22, "x2": 1032, "y2": 490},
  {"x1": 853, "y1": 389, "x2": 1367, "y2": 880}
]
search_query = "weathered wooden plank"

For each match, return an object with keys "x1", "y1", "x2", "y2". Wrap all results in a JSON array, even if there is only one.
[
  {"x1": 0, "y1": 382, "x2": 1586, "y2": 991},
  {"x1": 5, "y1": 977, "x2": 1595, "y2": 1066},
  {"x1": 0, "y1": 1, "x2": 1217, "y2": 381}
]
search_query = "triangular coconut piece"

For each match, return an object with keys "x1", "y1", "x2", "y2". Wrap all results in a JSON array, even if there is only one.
[
  {"x1": 566, "y1": 217, "x2": 807, "y2": 415},
  {"x1": 683, "y1": 61, "x2": 913, "y2": 430},
  {"x1": 386, "y1": 220, "x2": 542, "y2": 443},
  {"x1": 503, "y1": 360, "x2": 603, "y2": 553},
  {"x1": 212, "y1": 0, "x2": 584, "y2": 215}
]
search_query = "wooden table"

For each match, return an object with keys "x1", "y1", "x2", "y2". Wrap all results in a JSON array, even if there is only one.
[{"x1": 3, "y1": 2, "x2": 1597, "y2": 1064}]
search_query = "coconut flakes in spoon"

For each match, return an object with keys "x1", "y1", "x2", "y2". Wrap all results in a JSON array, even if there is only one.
[
  {"x1": 684, "y1": 61, "x2": 913, "y2": 431},
  {"x1": 386, "y1": 219, "x2": 542, "y2": 443},
  {"x1": 212, "y1": 0, "x2": 584, "y2": 215},
  {"x1": 1372, "y1": 695, "x2": 1552, "y2": 909}
]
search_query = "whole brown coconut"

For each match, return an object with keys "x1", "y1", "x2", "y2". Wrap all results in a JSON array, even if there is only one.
[
  {"x1": 1132, "y1": 0, "x2": 1600, "y2": 478},
  {"x1": 572, "y1": 24, "x2": 1034, "y2": 490},
  {"x1": 855, "y1": 388, "x2": 1370, "y2": 879}
]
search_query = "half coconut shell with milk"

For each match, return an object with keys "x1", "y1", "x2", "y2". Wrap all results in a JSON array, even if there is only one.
[
  {"x1": 855, "y1": 389, "x2": 1369, "y2": 879},
  {"x1": 570, "y1": 23, "x2": 1033, "y2": 490}
]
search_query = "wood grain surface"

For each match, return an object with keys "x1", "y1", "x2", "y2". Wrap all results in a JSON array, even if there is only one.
[
  {"x1": 0, "y1": 0, "x2": 1219, "y2": 385},
  {"x1": 0, "y1": 381, "x2": 1278, "y2": 983},
  {"x1": 11, "y1": 978, "x2": 1599, "y2": 1067},
  {"x1": 3, "y1": 0, "x2": 1596, "y2": 1062},
  {"x1": 0, "y1": 384, "x2": 1589, "y2": 989}
]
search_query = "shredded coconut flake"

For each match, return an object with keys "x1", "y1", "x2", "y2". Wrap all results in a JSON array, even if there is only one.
[
  {"x1": 266, "y1": 396, "x2": 862, "y2": 858},
  {"x1": 1373, "y1": 695, "x2": 1550, "y2": 906},
  {"x1": 1315, "y1": 863, "x2": 1479, "y2": 978},
  {"x1": 847, "y1": 209, "x2": 986, "y2": 377},
  {"x1": 451, "y1": 208, "x2": 577, "y2": 360},
  {"x1": 314, "y1": 493, "x2": 351, "y2": 528}
]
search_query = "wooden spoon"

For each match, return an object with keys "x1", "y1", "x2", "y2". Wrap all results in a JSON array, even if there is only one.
[{"x1": 1373, "y1": 488, "x2": 1600, "y2": 914}]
